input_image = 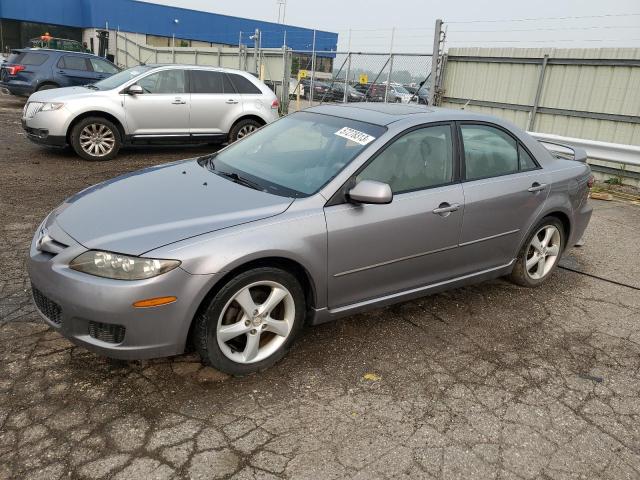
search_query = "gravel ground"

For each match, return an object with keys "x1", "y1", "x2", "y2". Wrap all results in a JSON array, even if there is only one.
[{"x1": 1, "y1": 94, "x2": 640, "y2": 480}]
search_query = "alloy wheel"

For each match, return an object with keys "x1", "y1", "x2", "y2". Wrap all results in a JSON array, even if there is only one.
[
  {"x1": 236, "y1": 124, "x2": 258, "y2": 139},
  {"x1": 216, "y1": 281, "x2": 295, "y2": 364},
  {"x1": 79, "y1": 123, "x2": 115, "y2": 157},
  {"x1": 525, "y1": 225, "x2": 561, "y2": 280}
]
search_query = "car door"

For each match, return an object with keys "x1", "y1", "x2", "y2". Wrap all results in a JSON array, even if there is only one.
[
  {"x1": 188, "y1": 70, "x2": 242, "y2": 136},
  {"x1": 55, "y1": 55, "x2": 94, "y2": 86},
  {"x1": 457, "y1": 122, "x2": 550, "y2": 272},
  {"x1": 324, "y1": 123, "x2": 465, "y2": 309},
  {"x1": 123, "y1": 69, "x2": 190, "y2": 136}
]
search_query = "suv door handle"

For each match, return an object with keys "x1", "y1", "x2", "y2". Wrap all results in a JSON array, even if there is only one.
[
  {"x1": 172, "y1": 98, "x2": 186, "y2": 104},
  {"x1": 225, "y1": 99, "x2": 239, "y2": 104},
  {"x1": 527, "y1": 182, "x2": 547, "y2": 193},
  {"x1": 432, "y1": 202, "x2": 460, "y2": 216}
]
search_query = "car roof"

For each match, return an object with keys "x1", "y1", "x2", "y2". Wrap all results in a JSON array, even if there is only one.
[
  {"x1": 143, "y1": 64, "x2": 254, "y2": 75},
  {"x1": 12, "y1": 48, "x2": 101, "y2": 58},
  {"x1": 305, "y1": 103, "x2": 499, "y2": 126}
]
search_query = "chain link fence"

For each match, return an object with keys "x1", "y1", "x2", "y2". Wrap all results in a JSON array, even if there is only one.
[{"x1": 284, "y1": 51, "x2": 433, "y2": 114}]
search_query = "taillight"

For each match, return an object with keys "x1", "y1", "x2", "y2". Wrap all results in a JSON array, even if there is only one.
[
  {"x1": 271, "y1": 98, "x2": 279, "y2": 110},
  {"x1": 7, "y1": 65, "x2": 25, "y2": 75},
  {"x1": 587, "y1": 175, "x2": 595, "y2": 189}
]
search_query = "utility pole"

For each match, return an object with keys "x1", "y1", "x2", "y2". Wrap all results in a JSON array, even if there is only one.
[
  {"x1": 309, "y1": 29, "x2": 316, "y2": 106},
  {"x1": 428, "y1": 19, "x2": 443, "y2": 106},
  {"x1": 384, "y1": 27, "x2": 395, "y2": 103}
]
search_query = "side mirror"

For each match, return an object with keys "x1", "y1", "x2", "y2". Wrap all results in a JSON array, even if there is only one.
[
  {"x1": 127, "y1": 84, "x2": 143, "y2": 95},
  {"x1": 348, "y1": 180, "x2": 393, "y2": 205}
]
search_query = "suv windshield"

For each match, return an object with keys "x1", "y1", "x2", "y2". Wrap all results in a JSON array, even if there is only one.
[
  {"x1": 92, "y1": 65, "x2": 154, "y2": 90},
  {"x1": 200, "y1": 111, "x2": 386, "y2": 197}
]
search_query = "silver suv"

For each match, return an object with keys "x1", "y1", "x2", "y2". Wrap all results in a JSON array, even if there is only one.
[{"x1": 21, "y1": 65, "x2": 280, "y2": 160}]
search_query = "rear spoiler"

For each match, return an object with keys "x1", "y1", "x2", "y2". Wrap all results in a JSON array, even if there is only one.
[{"x1": 534, "y1": 139, "x2": 588, "y2": 163}]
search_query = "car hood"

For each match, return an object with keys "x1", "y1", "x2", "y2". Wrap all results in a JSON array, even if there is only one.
[
  {"x1": 53, "y1": 159, "x2": 294, "y2": 255},
  {"x1": 28, "y1": 86, "x2": 104, "y2": 102}
]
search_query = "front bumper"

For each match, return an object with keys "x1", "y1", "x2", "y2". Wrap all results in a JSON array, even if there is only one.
[
  {"x1": 22, "y1": 119, "x2": 66, "y2": 147},
  {"x1": 27, "y1": 217, "x2": 216, "y2": 360}
]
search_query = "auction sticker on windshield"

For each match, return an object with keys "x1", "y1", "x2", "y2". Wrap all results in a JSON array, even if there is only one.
[{"x1": 334, "y1": 127, "x2": 376, "y2": 146}]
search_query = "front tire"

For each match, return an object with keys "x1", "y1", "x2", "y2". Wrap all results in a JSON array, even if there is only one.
[
  {"x1": 509, "y1": 217, "x2": 565, "y2": 287},
  {"x1": 228, "y1": 119, "x2": 262, "y2": 143},
  {"x1": 194, "y1": 267, "x2": 306, "y2": 376},
  {"x1": 70, "y1": 116, "x2": 121, "y2": 161}
]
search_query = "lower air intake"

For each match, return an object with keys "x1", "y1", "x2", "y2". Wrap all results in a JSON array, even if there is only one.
[{"x1": 88, "y1": 321, "x2": 126, "y2": 344}]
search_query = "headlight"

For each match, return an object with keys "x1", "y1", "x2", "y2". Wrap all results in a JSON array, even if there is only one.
[
  {"x1": 69, "y1": 250, "x2": 180, "y2": 280},
  {"x1": 40, "y1": 102, "x2": 65, "y2": 112}
]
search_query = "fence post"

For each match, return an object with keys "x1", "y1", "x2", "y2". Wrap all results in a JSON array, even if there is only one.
[
  {"x1": 309, "y1": 29, "x2": 316, "y2": 105},
  {"x1": 528, "y1": 54, "x2": 549, "y2": 131},
  {"x1": 428, "y1": 18, "x2": 443, "y2": 106},
  {"x1": 344, "y1": 52, "x2": 351, "y2": 103},
  {"x1": 385, "y1": 28, "x2": 395, "y2": 103},
  {"x1": 172, "y1": 34, "x2": 175, "y2": 63}
]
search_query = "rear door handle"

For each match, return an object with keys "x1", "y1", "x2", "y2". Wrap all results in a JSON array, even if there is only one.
[
  {"x1": 432, "y1": 202, "x2": 460, "y2": 216},
  {"x1": 225, "y1": 99, "x2": 239, "y2": 104},
  {"x1": 528, "y1": 182, "x2": 547, "y2": 193},
  {"x1": 172, "y1": 98, "x2": 186, "y2": 104}
]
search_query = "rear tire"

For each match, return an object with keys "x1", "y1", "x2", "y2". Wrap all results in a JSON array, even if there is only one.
[
  {"x1": 70, "y1": 116, "x2": 121, "y2": 161},
  {"x1": 509, "y1": 217, "x2": 565, "y2": 287},
  {"x1": 194, "y1": 267, "x2": 306, "y2": 376},
  {"x1": 36, "y1": 83, "x2": 58, "y2": 92},
  {"x1": 228, "y1": 119, "x2": 263, "y2": 143}
]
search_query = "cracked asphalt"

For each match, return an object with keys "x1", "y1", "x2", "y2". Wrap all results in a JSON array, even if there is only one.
[{"x1": 1, "y1": 94, "x2": 640, "y2": 480}]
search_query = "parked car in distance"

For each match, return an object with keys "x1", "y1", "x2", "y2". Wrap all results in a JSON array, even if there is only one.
[
  {"x1": 322, "y1": 82, "x2": 366, "y2": 102},
  {"x1": 299, "y1": 78, "x2": 330, "y2": 100},
  {"x1": 0, "y1": 48, "x2": 118, "y2": 97},
  {"x1": 28, "y1": 104, "x2": 593, "y2": 375},
  {"x1": 353, "y1": 83, "x2": 389, "y2": 102},
  {"x1": 21, "y1": 64, "x2": 280, "y2": 160},
  {"x1": 387, "y1": 84, "x2": 415, "y2": 103}
]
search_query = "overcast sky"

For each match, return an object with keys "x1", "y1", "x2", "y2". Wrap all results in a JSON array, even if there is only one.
[{"x1": 142, "y1": 0, "x2": 640, "y2": 52}]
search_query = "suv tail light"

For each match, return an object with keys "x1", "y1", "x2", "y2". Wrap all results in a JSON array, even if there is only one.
[
  {"x1": 6, "y1": 65, "x2": 26, "y2": 75},
  {"x1": 271, "y1": 98, "x2": 280, "y2": 110}
]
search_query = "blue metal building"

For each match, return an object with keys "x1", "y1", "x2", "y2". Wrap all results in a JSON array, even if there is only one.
[{"x1": 0, "y1": 0, "x2": 338, "y2": 53}]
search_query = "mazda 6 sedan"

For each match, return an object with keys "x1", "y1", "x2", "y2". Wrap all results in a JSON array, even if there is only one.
[{"x1": 28, "y1": 104, "x2": 593, "y2": 375}]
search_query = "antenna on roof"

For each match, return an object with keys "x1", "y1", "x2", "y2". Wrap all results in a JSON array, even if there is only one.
[{"x1": 276, "y1": 0, "x2": 287, "y2": 24}]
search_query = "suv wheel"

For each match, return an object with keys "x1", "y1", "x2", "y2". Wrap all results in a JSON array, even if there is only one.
[
  {"x1": 509, "y1": 217, "x2": 565, "y2": 287},
  {"x1": 229, "y1": 119, "x2": 262, "y2": 143},
  {"x1": 70, "y1": 117, "x2": 121, "y2": 161},
  {"x1": 194, "y1": 267, "x2": 306, "y2": 376},
  {"x1": 36, "y1": 83, "x2": 58, "y2": 92}
]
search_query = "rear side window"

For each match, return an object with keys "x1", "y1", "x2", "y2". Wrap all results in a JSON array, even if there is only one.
[
  {"x1": 190, "y1": 70, "x2": 235, "y2": 94},
  {"x1": 518, "y1": 145, "x2": 538, "y2": 171},
  {"x1": 58, "y1": 56, "x2": 90, "y2": 71},
  {"x1": 9, "y1": 52, "x2": 48, "y2": 66},
  {"x1": 227, "y1": 73, "x2": 261, "y2": 94},
  {"x1": 461, "y1": 124, "x2": 519, "y2": 180}
]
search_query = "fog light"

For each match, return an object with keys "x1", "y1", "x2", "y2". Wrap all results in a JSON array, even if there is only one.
[{"x1": 133, "y1": 296, "x2": 177, "y2": 308}]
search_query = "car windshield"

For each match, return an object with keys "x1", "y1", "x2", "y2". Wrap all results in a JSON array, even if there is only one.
[
  {"x1": 200, "y1": 111, "x2": 386, "y2": 197},
  {"x1": 92, "y1": 65, "x2": 154, "y2": 90}
]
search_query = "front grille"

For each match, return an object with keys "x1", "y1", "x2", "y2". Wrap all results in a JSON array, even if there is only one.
[
  {"x1": 88, "y1": 321, "x2": 126, "y2": 344},
  {"x1": 32, "y1": 286, "x2": 62, "y2": 325},
  {"x1": 24, "y1": 102, "x2": 44, "y2": 118}
]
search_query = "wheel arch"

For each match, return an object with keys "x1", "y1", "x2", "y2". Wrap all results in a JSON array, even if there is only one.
[
  {"x1": 186, "y1": 256, "x2": 318, "y2": 350},
  {"x1": 66, "y1": 111, "x2": 126, "y2": 144},
  {"x1": 518, "y1": 208, "x2": 572, "y2": 258},
  {"x1": 35, "y1": 80, "x2": 60, "y2": 91},
  {"x1": 229, "y1": 114, "x2": 267, "y2": 131}
]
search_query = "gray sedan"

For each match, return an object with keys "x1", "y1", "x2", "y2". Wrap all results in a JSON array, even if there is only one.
[{"x1": 28, "y1": 104, "x2": 593, "y2": 375}]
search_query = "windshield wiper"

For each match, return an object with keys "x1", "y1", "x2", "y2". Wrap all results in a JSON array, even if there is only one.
[
  {"x1": 84, "y1": 84, "x2": 99, "y2": 90},
  {"x1": 213, "y1": 169, "x2": 263, "y2": 192}
]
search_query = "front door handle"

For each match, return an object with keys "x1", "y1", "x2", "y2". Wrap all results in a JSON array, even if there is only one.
[
  {"x1": 528, "y1": 182, "x2": 547, "y2": 193},
  {"x1": 172, "y1": 98, "x2": 186, "y2": 104},
  {"x1": 432, "y1": 202, "x2": 460, "y2": 216},
  {"x1": 225, "y1": 99, "x2": 239, "y2": 104}
]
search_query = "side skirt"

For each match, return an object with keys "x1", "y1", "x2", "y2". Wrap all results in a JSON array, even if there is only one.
[{"x1": 309, "y1": 260, "x2": 516, "y2": 325}]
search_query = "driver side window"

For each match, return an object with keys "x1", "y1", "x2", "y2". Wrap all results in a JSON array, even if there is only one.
[
  {"x1": 137, "y1": 70, "x2": 186, "y2": 94},
  {"x1": 356, "y1": 124, "x2": 454, "y2": 194}
]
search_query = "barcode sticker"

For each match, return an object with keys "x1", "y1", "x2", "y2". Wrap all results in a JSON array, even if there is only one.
[{"x1": 334, "y1": 127, "x2": 376, "y2": 146}]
